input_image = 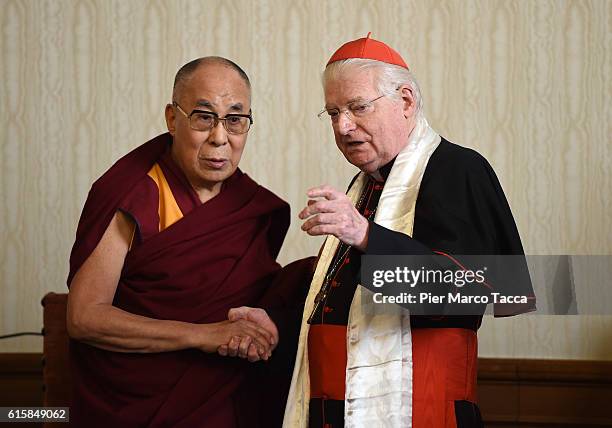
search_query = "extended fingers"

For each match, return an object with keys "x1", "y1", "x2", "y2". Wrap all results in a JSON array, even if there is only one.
[
  {"x1": 299, "y1": 199, "x2": 335, "y2": 220},
  {"x1": 307, "y1": 185, "x2": 342, "y2": 200},
  {"x1": 303, "y1": 223, "x2": 336, "y2": 237},
  {"x1": 301, "y1": 212, "x2": 338, "y2": 232}
]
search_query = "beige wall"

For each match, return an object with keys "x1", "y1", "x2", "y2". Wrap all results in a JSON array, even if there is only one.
[{"x1": 1, "y1": 0, "x2": 610, "y2": 358}]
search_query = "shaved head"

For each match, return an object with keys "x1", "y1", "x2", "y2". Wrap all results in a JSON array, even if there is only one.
[
  {"x1": 172, "y1": 56, "x2": 251, "y2": 102},
  {"x1": 164, "y1": 57, "x2": 251, "y2": 201}
]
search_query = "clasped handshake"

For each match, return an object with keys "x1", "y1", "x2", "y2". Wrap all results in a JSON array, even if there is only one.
[
  {"x1": 214, "y1": 306, "x2": 278, "y2": 362},
  {"x1": 207, "y1": 185, "x2": 369, "y2": 362}
]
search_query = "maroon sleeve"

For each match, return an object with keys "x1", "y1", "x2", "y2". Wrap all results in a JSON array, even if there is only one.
[
  {"x1": 67, "y1": 133, "x2": 170, "y2": 287},
  {"x1": 117, "y1": 175, "x2": 160, "y2": 245}
]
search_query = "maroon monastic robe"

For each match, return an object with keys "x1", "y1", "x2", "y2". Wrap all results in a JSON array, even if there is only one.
[{"x1": 67, "y1": 133, "x2": 289, "y2": 427}]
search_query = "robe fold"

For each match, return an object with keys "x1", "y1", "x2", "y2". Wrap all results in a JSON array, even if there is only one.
[{"x1": 67, "y1": 133, "x2": 289, "y2": 428}]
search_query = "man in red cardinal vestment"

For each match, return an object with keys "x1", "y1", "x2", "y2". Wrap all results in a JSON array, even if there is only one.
[{"x1": 225, "y1": 35, "x2": 536, "y2": 428}]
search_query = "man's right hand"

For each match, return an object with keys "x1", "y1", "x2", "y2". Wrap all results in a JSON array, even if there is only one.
[
  {"x1": 217, "y1": 307, "x2": 279, "y2": 362},
  {"x1": 196, "y1": 318, "x2": 275, "y2": 358}
]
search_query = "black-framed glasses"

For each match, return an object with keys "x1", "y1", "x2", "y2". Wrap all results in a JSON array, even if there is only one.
[
  {"x1": 173, "y1": 102, "x2": 253, "y2": 135},
  {"x1": 317, "y1": 94, "x2": 386, "y2": 122}
]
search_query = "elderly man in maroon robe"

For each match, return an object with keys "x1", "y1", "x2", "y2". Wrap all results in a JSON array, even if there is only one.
[{"x1": 66, "y1": 57, "x2": 289, "y2": 427}]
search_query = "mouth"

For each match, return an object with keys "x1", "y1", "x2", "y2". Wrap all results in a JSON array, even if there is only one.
[
  {"x1": 344, "y1": 140, "x2": 366, "y2": 148},
  {"x1": 200, "y1": 157, "x2": 228, "y2": 169}
]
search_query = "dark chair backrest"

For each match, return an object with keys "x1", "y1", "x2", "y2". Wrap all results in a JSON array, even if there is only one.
[{"x1": 41, "y1": 292, "x2": 72, "y2": 417}]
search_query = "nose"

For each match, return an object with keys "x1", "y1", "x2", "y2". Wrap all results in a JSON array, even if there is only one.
[
  {"x1": 336, "y1": 110, "x2": 357, "y2": 135},
  {"x1": 207, "y1": 120, "x2": 228, "y2": 146}
]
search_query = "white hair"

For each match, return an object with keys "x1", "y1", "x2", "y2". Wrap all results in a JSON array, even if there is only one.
[{"x1": 322, "y1": 58, "x2": 424, "y2": 117}]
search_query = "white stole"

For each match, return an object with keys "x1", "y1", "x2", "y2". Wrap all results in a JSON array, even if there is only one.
[{"x1": 283, "y1": 117, "x2": 441, "y2": 428}]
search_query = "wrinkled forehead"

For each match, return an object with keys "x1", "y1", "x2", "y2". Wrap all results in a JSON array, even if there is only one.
[
  {"x1": 191, "y1": 97, "x2": 248, "y2": 113},
  {"x1": 323, "y1": 66, "x2": 378, "y2": 106},
  {"x1": 177, "y1": 64, "x2": 251, "y2": 111}
]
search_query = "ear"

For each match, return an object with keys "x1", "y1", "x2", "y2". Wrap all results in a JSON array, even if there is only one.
[
  {"x1": 165, "y1": 103, "x2": 176, "y2": 136},
  {"x1": 398, "y1": 85, "x2": 416, "y2": 119}
]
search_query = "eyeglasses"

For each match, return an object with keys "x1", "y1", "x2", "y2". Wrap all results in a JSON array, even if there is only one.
[
  {"x1": 317, "y1": 94, "x2": 386, "y2": 122},
  {"x1": 173, "y1": 102, "x2": 253, "y2": 135}
]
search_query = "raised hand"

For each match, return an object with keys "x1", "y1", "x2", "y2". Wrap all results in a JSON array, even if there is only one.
[
  {"x1": 217, "y1": 307, "x2": 278, "y2": 362},
  {"x1": 299, "y1": 185, "x2": 369, "y2": 250}
]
